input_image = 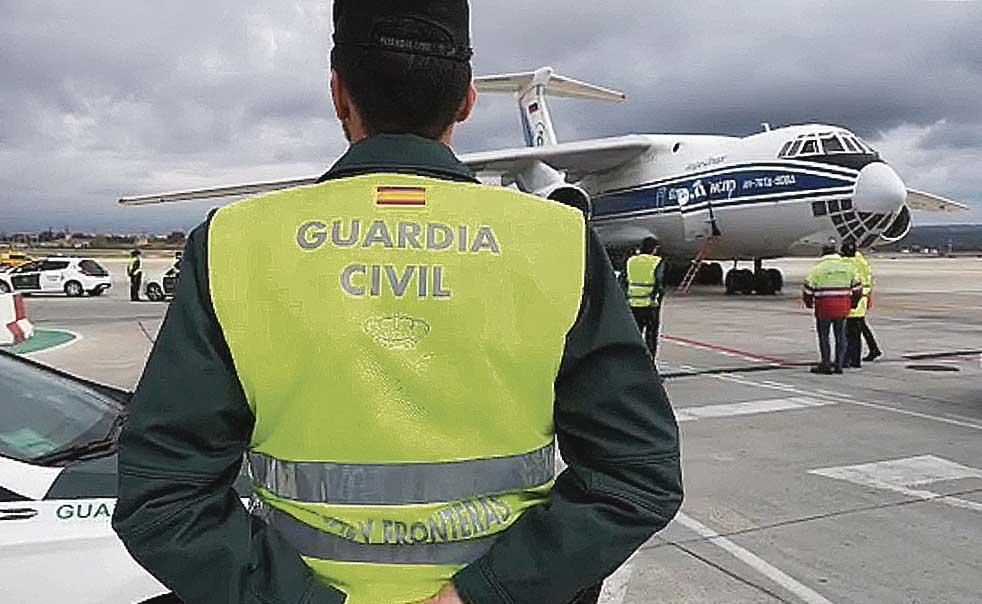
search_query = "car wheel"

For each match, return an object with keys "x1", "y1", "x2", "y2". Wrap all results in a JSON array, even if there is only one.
[
  {"x1": 146, "y1": 283, "x2": 165, "y2": 302},
  {"x1": 64, "y1": 281, "x2": 84, "y2": 298},
  {"x1": 0, "y1": 281, "x2": 10, "y2": 294},
  {"x1": 88, "y1": 288, "x2": 104, "y2": 297}
]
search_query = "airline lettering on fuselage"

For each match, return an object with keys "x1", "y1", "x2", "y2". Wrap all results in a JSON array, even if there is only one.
[
  {"x1": 708, "y1": 179, "x2": 738, "y2": 198},
  {"x1": 685, "y1": 155, "x2": 727, "y2": 172}
]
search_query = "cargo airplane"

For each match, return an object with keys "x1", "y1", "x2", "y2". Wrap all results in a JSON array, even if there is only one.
[{"x1": 119, "y1": 67, "x2": 969, "y2": 294}]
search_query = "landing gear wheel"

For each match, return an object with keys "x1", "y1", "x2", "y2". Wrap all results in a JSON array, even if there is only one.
[
  {"x1": 725, "y1": 269, "x2": 754, "y2": 295},
  {"x1": 767, "y1": 268, "x2": 784, "y2": 293},
  {"x1": 737, "y1": 269, "x2": 755, "y2": 294},
  {"x1": 64, "y1": 281, "x2": 84, "y2": 298},
  {"x1": 146, "y1": 283, "x2": 165, "y2": 302},
  {"x1": 753, "y1": 271, "x2": 776, "y2": 295},
  {"x1": 706, "y1": 262, "x2": 724, "y2": 286}
]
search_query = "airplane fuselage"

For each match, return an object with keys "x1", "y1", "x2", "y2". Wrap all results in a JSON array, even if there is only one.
[{"x1": 583, "y1": 125, "x2": 910, "y2": 260}]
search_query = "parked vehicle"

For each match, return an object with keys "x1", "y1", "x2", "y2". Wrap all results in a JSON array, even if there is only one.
[
  {"x1": 144, "y1": 266, "x2": 180, "y2": 302},
  {"x1": 0, "y1": 351, "x2": 253, "y2": 603},
  {"x1": 0, "y1": 251, "x2": 35, "y2": 271},
  {"x1": 0, "y1": 257, "x2": 112, "y2": 297}
]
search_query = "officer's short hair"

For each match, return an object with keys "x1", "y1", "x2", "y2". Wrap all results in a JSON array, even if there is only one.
[
  {"x1": 331, "y1": 41, "x2": 472, "y2": 140},
  {"x1": 640, "y1": 237, "x2": 659, "y2": 254}
]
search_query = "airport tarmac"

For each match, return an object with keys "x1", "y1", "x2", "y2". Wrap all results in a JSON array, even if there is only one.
[{"x1": 14, "y1": 255, "x2": 982, "y2": 604}]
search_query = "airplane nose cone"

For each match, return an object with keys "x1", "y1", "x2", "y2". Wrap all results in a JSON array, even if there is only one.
[{"x1": 852, "y1": 162, "x2": 906, "y2": 214}]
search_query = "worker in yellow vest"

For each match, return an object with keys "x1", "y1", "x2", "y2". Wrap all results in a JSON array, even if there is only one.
[
  {"x1": 841, "y1": 241, "x2": 882, "y2": 367},
  {"x1": 803, "y1": 242, "x2": 863, "y2": 374},
  {"x1": 626, "y1": 237, "x2": 666, "y2": 358},
  {"x1": 112, "y1": 3, "x2": 683, "y2": 604},
  {"x1": 126, "y1": 249, "x2": 143, "y2": 302}
]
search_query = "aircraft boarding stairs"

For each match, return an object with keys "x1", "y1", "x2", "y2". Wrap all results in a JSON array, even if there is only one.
[
  {"x1": 677, "y1": 215, "x2": 723, "y2": 295},
  {"x1": 677, "y1": 236, "x2": 721, "y2": 295}
]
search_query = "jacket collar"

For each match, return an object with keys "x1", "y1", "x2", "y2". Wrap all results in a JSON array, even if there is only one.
[{"x1": 318, "y1": 134, "x2": 478, "y2": 184}]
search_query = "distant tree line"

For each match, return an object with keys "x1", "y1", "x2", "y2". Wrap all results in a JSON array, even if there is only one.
[
  {"x1": 876, "y1": 224, "x2": 982, "y2": 253},
  {"x1": 0, "y1": 230, "x2": 187, "y2": 249}
]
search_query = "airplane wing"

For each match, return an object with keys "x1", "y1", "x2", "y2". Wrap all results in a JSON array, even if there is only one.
[
  {"x1": 118, "y1": 177, "x2": 320, "y2": 206},
  {"x1": 461, "y1": 135, "x2": 655, "y2": 182},
  {"x1": 906, "y1": 189, "x2": 971, "y2": 213}
]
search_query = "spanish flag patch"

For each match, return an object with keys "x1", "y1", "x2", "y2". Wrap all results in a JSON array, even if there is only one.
[{"x1": 376, "y1": 186, "x2": 427, "y2": 207}]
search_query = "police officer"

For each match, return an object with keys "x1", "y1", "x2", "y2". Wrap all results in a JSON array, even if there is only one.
[
  {"x1": 626, "y1": 237, "x2": 665, "y2": 358},
  {"x1": 803, "y1": 242, "x2": 863, "y2": 374},
  {"x1": 113, "y1": 3, "x2": 682, "y2": 604},
  {"x1": 841, "y1": 241, "x2": 882, "y2": 366},
  {"x1": 126, "y1": 249, "x2": 142, "y2": 302}
]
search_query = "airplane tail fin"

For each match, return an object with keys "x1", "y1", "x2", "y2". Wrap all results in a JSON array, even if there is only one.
[{"x1": 474, "y1": 66, "x2": 626, "y2": 148}]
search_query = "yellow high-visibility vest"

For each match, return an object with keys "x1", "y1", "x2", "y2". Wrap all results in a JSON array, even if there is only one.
[
  {"x1": 626, "y1": 254, "x2": 662, "y2": 308},
  {"x1": 847, "y1": 252, "x2": 873, "y2": 318},
  {"x1": 208, "y1": 173, "x2": 586, "y2": 604}
]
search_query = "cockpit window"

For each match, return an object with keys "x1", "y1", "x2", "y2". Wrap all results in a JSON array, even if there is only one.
[
  {"x1": 779, "y1": 131, "x2": 878, "y2": 159},
  {"x1": 855, "y1": 137, "x2": 876, "y2": 154},
  {"x1": 822, "y1": 136, "x2": 845, "y2": 153},
  {"x1": 799, "y1": 139, "x2": 819, "y2": 155}
]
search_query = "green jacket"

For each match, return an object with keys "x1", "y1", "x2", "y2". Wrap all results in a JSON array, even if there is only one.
[{"x1": 113, "y1": 135, "x2": 683, "y2": 604}]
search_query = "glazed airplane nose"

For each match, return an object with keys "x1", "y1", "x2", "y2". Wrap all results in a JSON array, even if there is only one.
[{"x1": 852, "y1": 162, "x2": 907, "y2": 215}]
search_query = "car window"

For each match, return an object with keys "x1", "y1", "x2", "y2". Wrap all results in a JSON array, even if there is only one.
[
  {"x1": 79, "y1": 260, "x2": 109, "y2": 276},
  {"x1": 0, "y1": 355, "x2": 120, "y2": 463},
  {"x1": 40, "y1": 260, "x2": 70, "y2": 271},
  {"x1": 14, "y1": 261, "x2": 42, "y2": 273}
]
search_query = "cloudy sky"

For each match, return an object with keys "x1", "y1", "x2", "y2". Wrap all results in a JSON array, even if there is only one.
[{"x1": 1, "y1": 1, "x2": 980, "y2": 233}]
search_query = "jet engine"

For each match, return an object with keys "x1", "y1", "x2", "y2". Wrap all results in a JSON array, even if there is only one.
[
  {"x1": 878, "y1": 206, "x2": 912, "y2": 243},
  {"x1": 514, "y1": 160, "x2": 592, "y2": 218}
]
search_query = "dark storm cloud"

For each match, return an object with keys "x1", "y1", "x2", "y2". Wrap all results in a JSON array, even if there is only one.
[{"x1": 1, "y1": 0, "x2": 980, "y2": 231}]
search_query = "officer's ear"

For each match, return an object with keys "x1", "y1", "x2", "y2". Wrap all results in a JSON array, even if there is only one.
[
  {"x1": 455, "y1": 83, "x2": 477, "y2": 124},
  {"x1": 330, "y1": 70, "x2": 350, "y2": 123}
]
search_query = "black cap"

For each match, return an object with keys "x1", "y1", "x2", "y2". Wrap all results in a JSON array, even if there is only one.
[{"x1": 333, "y1": 0, "x2": 473, "y2": 63}]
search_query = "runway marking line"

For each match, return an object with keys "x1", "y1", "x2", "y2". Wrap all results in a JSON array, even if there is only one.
[
  {"x1": 662, "y1": 335, "x2": 789, "y2": 365},
  {"x1": 810, "y1": 455, "x2": 982, "y2": 514},
  {"x1": 690, "y1": 370, "x2": 982, "y2": 433},
  {"x1": 675, "y1": 512, "x2": 838, "y2": 604},
  {"x1": 676, "y1": 397, "x2": 834, "y2": 423}
]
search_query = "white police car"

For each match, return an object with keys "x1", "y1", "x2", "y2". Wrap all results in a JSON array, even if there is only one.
[
  {"x1": 143, "y1": 266, "x2": 180, "y2": 302},
  {"x1": 0, "y1": 257, "x2": 112, "y2": 297},
  {"x1": 0, "y1": 352, "x2": 175, "y2": 603}
]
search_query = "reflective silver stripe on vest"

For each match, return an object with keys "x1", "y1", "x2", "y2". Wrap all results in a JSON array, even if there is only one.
[
  {"x1": 262, "y1": 506, "x2": 496, "y2": 565},
  {"x1": 249, "y1": 443, "x2": 555, "y2": 505}
]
